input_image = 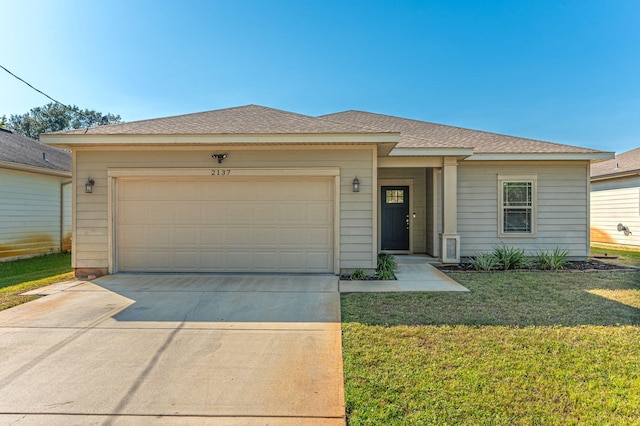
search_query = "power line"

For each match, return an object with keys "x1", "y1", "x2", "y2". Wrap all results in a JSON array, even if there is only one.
[
  {"x1": 1, "y1": 64, "x2": 69, "y2": 109},
  {"x1": 0, "y1": 64, "x2": 99, "y2": 133}
]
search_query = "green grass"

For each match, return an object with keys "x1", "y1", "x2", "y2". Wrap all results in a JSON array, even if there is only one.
[
  {"x1": 0, "y1": 253, "x2": 73, "y2": 311},
  {"x1": 342, "y1": 271, "x2": 640, "y2": 425},
  {"x1": 591, "y1": 245, "x2": 640, "y2": 268}
]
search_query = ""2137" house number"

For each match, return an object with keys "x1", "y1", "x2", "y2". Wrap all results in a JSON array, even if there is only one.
[{"x1": 211, "y1": 169, "x2": 231, "y2": 176}]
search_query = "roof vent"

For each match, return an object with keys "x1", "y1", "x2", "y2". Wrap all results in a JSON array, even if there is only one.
[{"x1": 43, "y1": 152, "x2": 49, "y2": 162}]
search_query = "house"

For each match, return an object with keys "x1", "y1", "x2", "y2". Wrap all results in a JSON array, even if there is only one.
[
  {"x1": 590, "y1": 147, "x2": 640, "y2": 248},
  {"x1": 0, "y1": 128, "x2": 72, "y2": 261},
  {"x1": 40, "y1": 105, "x2": 613, "y2": 277}
]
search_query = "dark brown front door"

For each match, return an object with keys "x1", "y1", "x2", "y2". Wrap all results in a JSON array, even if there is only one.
[{"x1": 381, "y1": 186, "x2": 409, "y2": 251}]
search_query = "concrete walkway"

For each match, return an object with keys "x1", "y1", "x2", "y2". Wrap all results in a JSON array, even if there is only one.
[
  {"x1": 340, "y1": 255, "x2": 469, "y2": 292},
  {"x1": 0, "y1": 274, "x2": 345, "y2": 425}
]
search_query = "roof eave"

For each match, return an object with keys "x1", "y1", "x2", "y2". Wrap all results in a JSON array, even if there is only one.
[
  {"x1": 40, "y1": 132, "x2": 400, "y2": 149},
  {"x1": 0, "y1": 160, "x2": 71, "y2": 178},
  {"x1": 465, "y1": 152, "x2": 614, "y2": 161},
  {"x1": 387, "y1": 149, "x2": 613, "y2": 162},
  {"x1": 389, "y1": 147, "x2": 474, "y2": 159},
  {"x1": 591, "y1": 170, "x2": 640, "y2": 181}
]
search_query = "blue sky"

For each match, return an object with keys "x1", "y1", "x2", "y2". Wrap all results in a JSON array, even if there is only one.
[{"x1": 1, "y1": 0, "x2": 638, "y2": 153}]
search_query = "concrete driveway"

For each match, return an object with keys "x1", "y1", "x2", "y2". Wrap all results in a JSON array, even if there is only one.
[{"x1": 0, "y1": 274, "x2": 345, "y2": 425}]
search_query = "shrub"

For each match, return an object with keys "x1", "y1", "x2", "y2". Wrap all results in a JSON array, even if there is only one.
[
  {"x1": 350, "y1": 268, "x2": 366, "y2": 280},
  {"x1": 537, "y1": 247, "x2": 569, "y2": 271},
  {"x1": 536, "y1": 250, "x2": 552, "y2": 270},
  {"x1": 493, "y1": 246, "x2": 528, "y2": 270},
  {"x1": 376, "y1": 253, "x2": 398, "y2": 280},
  {"x1": 470, "y1": 252, "x2": 499, "y2": 271}
]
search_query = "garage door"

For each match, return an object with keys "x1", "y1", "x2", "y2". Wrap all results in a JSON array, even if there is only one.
[{"x1": 116, "y1": 177, "x2": 334, "y2": 273}]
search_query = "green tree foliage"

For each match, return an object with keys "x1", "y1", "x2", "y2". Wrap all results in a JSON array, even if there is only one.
[
  {"x1": 8, "y1": 103, "x2": 122, "y2": 139},
  {"x1": 0, "y1": 115, "x2": 7, "y2": 128}
]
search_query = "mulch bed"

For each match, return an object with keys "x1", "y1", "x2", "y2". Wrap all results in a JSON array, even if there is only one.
[
  {"x1": 436, "y1": 260, "x2": 637, "y2": 273},
  {"x1": 339, "y1": 275, "x2": 388, "y2": 281},
  {"x1": 341, "y1": 260, "x2": 636, "y2": 280}
]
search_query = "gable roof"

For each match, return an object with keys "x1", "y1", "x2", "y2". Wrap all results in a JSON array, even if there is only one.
[
  {"x1": 0, "y1": 128, "x2": 71, "y2": 174},
  {"x1": 320, "y1": 110, "x2": 603, "y2": 154},
  {"x1": 52, "y1": 105, "x2": 383, "y2": 136},
  {"x1": 591, "y1": 147, "x2": 640, "y2": 178}
]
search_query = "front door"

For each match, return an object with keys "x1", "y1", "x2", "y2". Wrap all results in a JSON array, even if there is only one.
[{"x1": 381, "y1": 186, "x2": 410, "y2": 251}]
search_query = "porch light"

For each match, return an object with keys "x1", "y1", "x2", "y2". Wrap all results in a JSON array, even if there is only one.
[
  {"x1": 85, "y1": 178, "x2": 95, "y2": 193},
  {"x1": 352, "y1": 177, "x2": 360, "y2": 192},
  {"x1": 212, "y1": 153, "x2": 227, "y2": 164}
]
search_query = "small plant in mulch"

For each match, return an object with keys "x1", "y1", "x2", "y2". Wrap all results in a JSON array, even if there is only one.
[
  {"x1": 470, "y1": 246, "x2": 529, "y2": 271},
  {"x1": 493, "y1": 246, "x2": 529, "y2": 270},
  {"x1": 350, "y1": 268, "x2": 367, "y2": 280},
  {"x1": 376, "y1": 253, "x2": 398, "y2": 280},
  {"x1": 470, "y1": 252, "x2": 499, "y2": 271},
  {"x1": 340, "y1": 268, "x2": 380, "y2": 281},
  {"x1": 536, "y1": 247, "x2": 570, "y2": 271},
  {"x1": 340, "y1": 254, "x2": 400, "y2": 280}
]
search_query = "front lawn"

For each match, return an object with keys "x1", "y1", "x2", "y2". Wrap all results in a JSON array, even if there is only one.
[
  {"x1": 341, "y1": 271, "x2": 640, "y2": 424},
  {"x1": 0, "y1": 253, "x2": 74, "y2": 311}
]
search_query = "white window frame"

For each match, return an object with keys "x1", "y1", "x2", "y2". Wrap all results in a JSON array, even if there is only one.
[{"x1": 498, "y1": 174, "x2": 537, "y2": 237}]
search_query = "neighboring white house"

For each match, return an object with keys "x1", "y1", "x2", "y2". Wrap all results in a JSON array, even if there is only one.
[
  {"x1": 40, "y1": 105, "x2": 613, "y2": 277},
  {"x1": 591, "y1": 147, "x2": 640, "y2": 248},
  {"x1": 0, "y1": 128, "x2": 72, "y2": 261}
]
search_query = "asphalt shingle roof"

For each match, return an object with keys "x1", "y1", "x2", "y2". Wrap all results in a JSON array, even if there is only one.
[
  {"x1": 320, "y1": 110, "x2": 603, "y2": 154},
  {"x1": 591, "y1": 147, "x2": 640, "y2": 178},
  {"x1": 53, "y1": 105, "x2": 383, "y2": 136},
  {"x1": 49, "y1": 104, "x2": 605, "y2": 155},
  {"x1": 0, "y1": 128, "x2": 71, "y2": 172}
]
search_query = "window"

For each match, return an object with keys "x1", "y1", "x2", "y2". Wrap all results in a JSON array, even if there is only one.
[
  {"x1": 386, "y1": 189, "x2": 404, "y2": 204},
  {"x1": 498, "y1": 175, "x2": 536, "y2": 236}
]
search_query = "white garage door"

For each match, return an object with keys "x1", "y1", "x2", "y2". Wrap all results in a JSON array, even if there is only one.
[{"x1": 117, "y1": 177, "x2": 334, "y2": 273}]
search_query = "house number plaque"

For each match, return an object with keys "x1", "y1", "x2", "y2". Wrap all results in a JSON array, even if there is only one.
[{"x1": 211, "y1": 169, "x2": 231, "y2": 176}]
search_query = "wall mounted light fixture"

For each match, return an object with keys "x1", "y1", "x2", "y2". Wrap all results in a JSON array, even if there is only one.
[
  {"x1": 85, "y1": 178, "x2": 95, "y2": 193},
  {"x1": 212, "y1": 153, "x2": 228, "y2": 164},
  {"x1": 352, "y1": 177, "x2": 360, "y2": 192}
]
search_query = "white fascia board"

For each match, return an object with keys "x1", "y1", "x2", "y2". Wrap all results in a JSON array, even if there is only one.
[
  {"x1": 0, "y1": 160, "x2": 71, "y2": 178},
  {"x1": 40, "y1": 133, "x2": 400, "y2": 148},
  {"x1": 591, "y1": 171, "x2": 640, "y2": 182},
  {"x1": 465, "y1": 152, "x2": 615, "y2": 161},
  {"x1": 389, "y1": 148, "x2": 474, "y2": 157}
]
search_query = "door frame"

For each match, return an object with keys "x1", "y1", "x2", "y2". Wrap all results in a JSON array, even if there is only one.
[{"x1": 378, "y1": 179, "x2": 413, "y2": 254}]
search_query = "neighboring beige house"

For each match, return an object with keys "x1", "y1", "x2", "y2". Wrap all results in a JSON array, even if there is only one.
[
  {"x1": 0, "y1": 128, "x2": 72, "y2": 261},
  {"x1": 40, "y1": 105, "x2": 613, "y2": 277},
  {"x1": 591, "y1": 147, "x2": 640, "y2": 248}
]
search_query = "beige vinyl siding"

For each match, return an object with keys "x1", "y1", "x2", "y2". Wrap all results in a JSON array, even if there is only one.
[
  {"x1": 377, "y1": 168, "x2": 427, "y2": 253},
  {"x1": 62, "y1": 182, "x2": 72, "y2": 251},
  {"x1": 0, "y1": 168, "x2": 67, "y2": 260},
  {"x1": 425, "y1": 169, "x2": 436, "y2": 256},
  {"x1": 458, "y1": 161, "x2": 590, "y2": 258},
  {"x1": 590, "y1": 176, "x2": 640, "y2": 247},
  {"x1": 436, "y1": 169, "x2": 443, "y2": 256},
  {"x1": 74, "y1": 147, "x2": 375, "y2": 271}
]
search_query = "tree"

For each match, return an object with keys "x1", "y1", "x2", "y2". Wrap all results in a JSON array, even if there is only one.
[
  {"x1": 0, "y1": 115, "x2": 7, "y2": 128},
  {"x1": 8, "y1": 103, "x2": 122, "y2": 140}
]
